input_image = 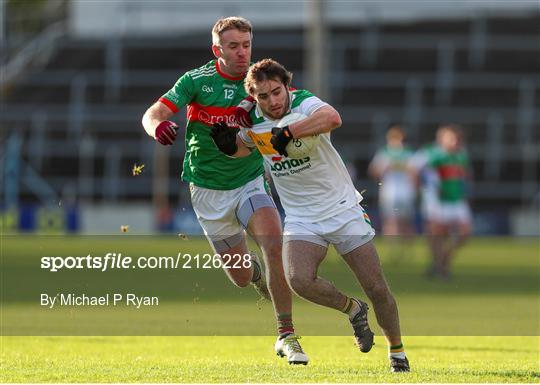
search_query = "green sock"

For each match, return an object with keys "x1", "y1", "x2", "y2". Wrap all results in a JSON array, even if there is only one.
[{"x1": 389, "y1": 343, "x2": 406, "y2": 359}]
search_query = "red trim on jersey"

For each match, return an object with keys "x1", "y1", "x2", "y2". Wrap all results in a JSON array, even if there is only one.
[
  {"x1": 158, "y1": 97, "x2": 179, "y2": 113},
  {"x1": 187, "y1": 102, "x2": 239, "y2": 127},
  {"x1": 215, "y1": 60, "x2": 245, "y2": 81},
  {"x1": 438, "y1": 165, "x2": 465, "y2": 180}
]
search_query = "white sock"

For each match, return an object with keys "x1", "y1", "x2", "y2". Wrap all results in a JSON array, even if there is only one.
[
  {"x1": 389, "y1": 351, "x2": 406, "y2": 359},
  {"x1": 342, "y1": 297, "x2": 361, "y2": 321}
]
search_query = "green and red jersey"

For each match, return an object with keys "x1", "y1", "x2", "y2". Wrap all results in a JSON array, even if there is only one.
[
  {"x1": 421, "y1": 145, "x2": 469, "y2": 202},
  {"x1": 160, "y1": 60, "x2": 263, "y2": 190}
]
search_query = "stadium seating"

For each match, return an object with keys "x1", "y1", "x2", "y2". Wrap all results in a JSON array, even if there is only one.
[{"x1": 1, "y1": 14, "x2": 538, "y2": 210}]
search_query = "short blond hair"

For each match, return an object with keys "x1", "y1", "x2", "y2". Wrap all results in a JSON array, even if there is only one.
[
  {"x1": 212, "y1": 17, "x2": 253, "y2": 46},
  {"x1": 437, "y1": 123, "x2": 462, "y2": 139}
]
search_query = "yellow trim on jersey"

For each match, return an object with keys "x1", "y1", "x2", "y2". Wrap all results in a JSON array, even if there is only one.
[{"x1": 247, "y1": 131, "x2": 278, "y2": 155}]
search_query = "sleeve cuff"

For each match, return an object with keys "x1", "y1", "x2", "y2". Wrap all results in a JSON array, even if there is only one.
[{"x1": 158, "y1": 97, "x2": 179, "y2": 113}]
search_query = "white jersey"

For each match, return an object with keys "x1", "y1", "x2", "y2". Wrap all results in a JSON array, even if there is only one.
[
  {"x1": 239, "y1": 89, "x2": 361, "y2": 223},
  {"x1": 370, "y1": 146, "x2": 415, "y2": 206}
]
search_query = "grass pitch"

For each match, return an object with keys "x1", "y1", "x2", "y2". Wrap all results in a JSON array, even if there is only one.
[
  {"x1": 1, "y1": 336, "x2": 539, "y2": 382},
  {"x1": 1, "y1": 236, "x2": 538, "y2": 382}
]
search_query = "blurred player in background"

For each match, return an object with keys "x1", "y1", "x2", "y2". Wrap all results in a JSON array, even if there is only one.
[
  {"x1": 410, "y1": 140, "x2": 441, "y2": 270},
  {"x1": 368, "y1": 125, "x2": 415, "y2": 241},
  {"x1": 410, "y1": 124, "x2": 472, "y2": 280},
  {"x1": 141, "y1": 17, "x2": 306, "y2": 364},
  {"x1": 211, "y1": 59, "x2": 410, "y2": 372}
]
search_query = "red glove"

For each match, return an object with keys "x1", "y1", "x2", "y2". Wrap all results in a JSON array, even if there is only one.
[
  {"x1": 155, "y1": 120, "x2": 179, "y2": 145},
  {"x1": 233, "y1": 95, "x2": 255, "y2": 128}
]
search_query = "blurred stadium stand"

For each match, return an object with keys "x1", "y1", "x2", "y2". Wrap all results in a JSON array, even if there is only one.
[{"x1": 1, "y1": 1, "x2": 538, "y2": 234}]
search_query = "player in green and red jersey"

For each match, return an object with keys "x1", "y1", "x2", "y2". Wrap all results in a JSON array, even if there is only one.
[
  {"x1": 410, "y1": 124, "x2": 472, "y2": 279},
  {"x1": 141, "y1": 17, "x2": 307, "y2": 364}
]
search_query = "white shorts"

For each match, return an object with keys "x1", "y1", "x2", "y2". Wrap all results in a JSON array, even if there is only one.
[
  {"x1": 379, "y1": 184, "x2": 415, "y2": 219},
  {"x1": 423, "y1": 195, "x2": 471, "y2": 225},
  {"x1": 421, "y1": 188, "x2": 441, "y2": 221},
  {"x1": 436, "y1": 201, "x2": 472, "y2": 225},
  {"x1": 190, "y1": 175, "x2": 276, "y2": 251},
  {"x1": 283, "y1": 205, "x2": 376, "y2": 255}
]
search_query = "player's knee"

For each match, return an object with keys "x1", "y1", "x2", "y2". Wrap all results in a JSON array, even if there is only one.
[
  {"x1": 287, "y1": 272, "x2": 311, "y2": 297},
  {"x1": 256, "y1": 228, "x2": 282, "y2": 249},
  {"x1": 365, "y1": 282, "x2": 393, "y2": 305},
  {"x1": 260, "y1": 241, "x2": 282, "y2": 263}
]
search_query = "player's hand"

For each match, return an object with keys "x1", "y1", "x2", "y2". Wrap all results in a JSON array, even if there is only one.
[
  {"x1": 155, "y1": 120, "x2": 179, "y2": 145},
  {"x1": 270, "y1": 126, "x2": 293, "y2": 157},
  {"x1": 233, "y1": 95, "x2": 255, "y2": 128},
  {"x1": 211, "y1": 122, "x2": 239, "y2": 156}
]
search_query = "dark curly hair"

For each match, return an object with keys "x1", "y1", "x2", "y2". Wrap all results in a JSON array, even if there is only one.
[{"x1": 244, "y1": 58, "x2": 292, "y2": 96}]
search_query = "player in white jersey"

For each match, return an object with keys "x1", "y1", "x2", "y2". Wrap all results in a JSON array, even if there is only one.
[
  {"x1": 210, "y1": 59, "x2": 409, "y2": 372},
  {"x1": 368, "y1": 125, "x2": 416, "y2": 237}
]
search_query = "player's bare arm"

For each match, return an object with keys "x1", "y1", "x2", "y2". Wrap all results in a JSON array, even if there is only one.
[
  {"x1": 367, "y1": 159, "x2": 383, "y2": 181},
  {"x1": 142, "y1": 101, "x2": 179, "y2": 145},
  {"x1": 235, "y1": 135, "x2": 253, "y2": 157},
  {"x1": 288, "y1": 106, "x2": 341, "y2": 138},
  {"x1": 142, "y1": 101, "x2": 174, "y2": 138},
  {"x1": 368, "y1": 153, "x2": 389, "y2": 181}
]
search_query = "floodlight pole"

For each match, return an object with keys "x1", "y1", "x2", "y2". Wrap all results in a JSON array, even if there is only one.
[{"x1": 304, "y1": 0, "x2": 329, "y2": 101}]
